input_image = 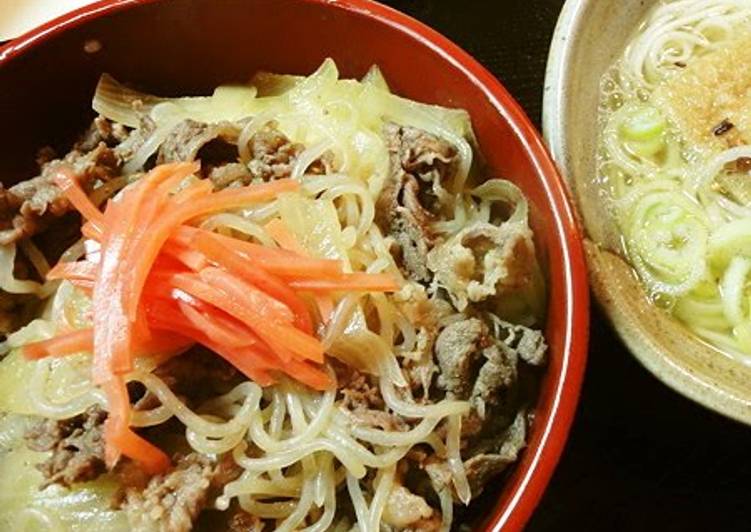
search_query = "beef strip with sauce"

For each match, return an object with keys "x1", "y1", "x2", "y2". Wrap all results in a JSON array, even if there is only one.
[
  {"x1": 224, "y1": 508, "x2": 263, "y2": 532},
  {"x1": 0, "y1": 114, "x2": 329, "y2": 341},
  {"x1": 124, "y1": 453, "x2": 240, "y2": 532},
  {"x1": 427, "y1": 221, "x2": 536, "y2": 312},
  {"x1": 0, "y1": 114, "x2": 133, "y2": 248},
  {"x1": 24, "y1": 348, "x2": 241, "y2": 491},
  {"x1": 333, "y1": 360, "x2": 408, "y2": 432},
  {"x1": 157, "y1": 119, "x2": 242, "y2": 168},
  {"x1": 150, "y1": 346, "x2": 242, "y2": 403},
  {"x1": 0, "y1": 112, "x2": 336, "y2": 250},
  {"x1": 0, "y1": 115, "x2": 318, "y2": 248},
  {"x1": 242, "y1": 121, "x2": 334, "y2": 182},
  {"x1": 20, "y1": 349, "x2": 247, "y2": 532},
  {"x1": 243, "y1": 121, "x2": 305, "y2": 181},
  {"x1": 25, "y1": 406, "x2": 108, "y2": 488},
  {"x1": 10, "y1": 114, "x2": 545, "y2": 530},
  {"x1": 0, "y1": 116, "x2": 131, "y2": 339},
  {"x1": 157, "y1": 118, "x2": 332, "y2": 188},
  {"x1": 0, "y1": 143, "x2": 120, "y2": 246},
  {"x1": 376, "y1": 173, "x2": 438, "y2": 283},
  {"x1": 384, "y1": 121, "x2": 457, "y2": 213},
  {"x1": 77, "y1": 115, "x2": 131, "y2": 152},
  {"x1": 373, "y1": 121, "x2": 548, "y2": 511},
  {"x1": 375, "y1": 122, "x2": 458, "y2": 283},
  {"x1": 382, "y1": 483, "x2": 442, "y2": 531},
  {"x1": 432, "y1": 315, "x2": 546, "y2": 498},
  {"x1": 392, "y1": 283, "x2": 452, "y2": 399},
  {"x1": 462, "y1": 410, "x2": 529, "y2": 496}
]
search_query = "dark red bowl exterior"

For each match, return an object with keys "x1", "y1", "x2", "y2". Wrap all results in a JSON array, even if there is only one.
[{"x1": 0, "y1": 1, "x2": 589, "y2": 529}]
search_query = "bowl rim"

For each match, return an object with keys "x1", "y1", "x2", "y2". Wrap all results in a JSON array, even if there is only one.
[
  {"x1": 542, "y1": 0, "x2": 585, "y2": 183},
  {"x1": 542, "y1": 0, "x2": 751, "y2": 425},
  {"x1": 1, "y1": 1, "x2": 590, "y2": 529}
]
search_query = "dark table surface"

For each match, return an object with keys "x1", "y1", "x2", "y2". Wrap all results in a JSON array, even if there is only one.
[{"x1": 381, "y1": 1, "x2": 751, "y2": 531}]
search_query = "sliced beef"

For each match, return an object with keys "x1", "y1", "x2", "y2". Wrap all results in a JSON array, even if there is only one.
[
  {"x1": 207, "y1": 163, "x2": 253, "y2": 189},
  {"x1": 427, "y1": 221, "x2": 535, "y2": 311},
  {"x1": 156, "y1": 347, "x2": 239, "y2": 389},
  {"x1": 333, "y1": 360, "x2": 406, "y2": 431},
  {"x1": 114, "y1": 115, "x2": 157, "y2": 162},
  {"x1": 432, "y1": 315, "x2": 547, "y2": 499},
  {"x1": 435, "y1": 316, "x2": 545, "y2": 418},
  {"x1": 1, "y1": 116, "x2": 325, "y2": 248},
  {"x1": 434, "y1": 318, "x2": 490, "y2": 400},
  {"x1": 382, "y1": 484, "x2": 440, "y2": 530},
  {"x1": 244, "y1": 122, "x2": 304, "y2": 181},
  {"x1": 393, "y1": 283, "x2": 452, "y2": 398},
  {"x1": 123, "y1": 452, "x2": 233, "y2": 532},
  {"x1": 377, "y1": 173, "x2": 437, "y2": 282},
  {"x1": 421, "y1": 413, "x2": 529, "y2": 501},
  {"x1": 341, "y1": 405, "x2": 407, "y2": 432},
  {"x1": 495, "y1": 318, "x2": 547, "y2": 367},
  {"x1": 16, "y1": 145, "x2": 119, "y2": 211},
  {"x1": 334, "y1": 360, "x2": 384, "y2": 412},
  {"x1": 76, "y1": 115, "x2": 130, "y2": 152},
  {"x1": 386, "y1": 122, "x2": 457, "y2": 178},
  {"x1": 0, "y1": 143, "x2": 121, "y2": 246},
  {"x1": 0, "y1": 186, "x2": 24, "y2": 238},
  {"x1": 25, "y1": 406, "x2": 107, "y2": 488},
  {"x1": 463, "y1": 411, "x2": 527, "y2": 497},
  {"x1": 422, "y1": 457, "x2": 453, "y2": 497},
  {"x1": 22, "y1": 350, "x2": 246, "y2": 494},
  {"x1": 225, "y1": 508, "x2": 262, "y2": 532},
  {"x1": 383, "y1": 122, "x2": 457, "y2": 213},
  {"x1": 157, "y1": 120, "x2": 332, "y2": 188},
  {"x1": 157, "y1": 119, "x2": 241, "y2": 167},
  {"x1": 375, "y1": 123, "x2": 458, "y2": 283},
  {"x1": 469, "y1": 340, "x2": 518, "y2": 419},
  {"x1": 114, "y1": 459, "x2": 154, "y2": 494}
]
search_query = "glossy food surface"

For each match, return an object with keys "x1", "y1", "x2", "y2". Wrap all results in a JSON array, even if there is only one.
[{"x1": 0, "y1": 1, "x2": 588, "y2": 529}]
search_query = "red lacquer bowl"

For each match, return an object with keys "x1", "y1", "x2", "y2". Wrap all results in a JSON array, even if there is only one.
[{"x1": 0, "y1": 1, "x2": 589, "y2": 529}]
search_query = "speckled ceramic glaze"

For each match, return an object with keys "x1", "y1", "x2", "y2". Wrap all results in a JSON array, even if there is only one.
[{"x1": 543, "y1": 0, "x2": 751, "y2": 424}]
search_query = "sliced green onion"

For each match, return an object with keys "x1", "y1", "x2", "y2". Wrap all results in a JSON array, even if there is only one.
[
  {"x1": 720, "y1": 256, "x2": 751, "y2": 325},
  {"x1": 626, "y1": 136, "x2": 665, "y2": 158},
  {"x1": 620, "y1": 106, "x2": 667, "y2": 141},
  {"x1": 622, "y1": 188, "x2": 709, "y2": 296},
  {"x1": 708, "y1": 218, "x2": 751, "y2": 269}
]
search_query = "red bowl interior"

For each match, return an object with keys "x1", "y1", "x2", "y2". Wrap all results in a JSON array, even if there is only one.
[{"x1": 0, "y1": 1, "x2": 589, "y2": 529}]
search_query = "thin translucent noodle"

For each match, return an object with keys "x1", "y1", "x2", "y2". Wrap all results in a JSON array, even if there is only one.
[
  {"x1": 598, "y1": 0, "x2": 751, "y2": 360},
  {"x1": 367, "y1": 465, "x2": 395, "y2": 531},
  {"x1": 0, "y1": 58, "x2": 550, "y2": 531}
]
